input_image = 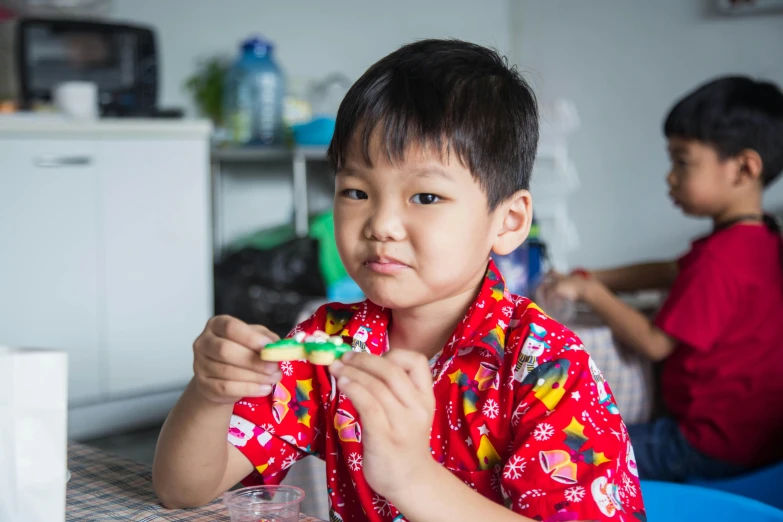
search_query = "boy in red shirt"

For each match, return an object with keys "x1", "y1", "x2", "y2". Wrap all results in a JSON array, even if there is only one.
[
  {"x1": 543, "y1": 76, "x2": 783, "y2": 481},
  {"x1": 152, "y1": 40, "x2": 645, "y2": 521}
]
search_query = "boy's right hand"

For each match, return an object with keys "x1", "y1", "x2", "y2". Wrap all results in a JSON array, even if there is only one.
[{"x1": 192, "y1": 315, "x2": 283, "y2": 404}]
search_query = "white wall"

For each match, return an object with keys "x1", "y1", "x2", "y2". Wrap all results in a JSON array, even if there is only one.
[
  {"x1": 512, "y1": 2, "x2": 783, "y2": 268},
  {"x1": 111, "y1": 0, "x2": 511, "y2": 246},
  {"x1": 112, "y1": 0, "x2": 511, "y2": 116}
]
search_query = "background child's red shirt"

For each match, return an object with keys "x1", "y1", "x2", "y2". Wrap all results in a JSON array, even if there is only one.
[{"x1": 656, "y1": 224, "x2": 783, "y2": 466}]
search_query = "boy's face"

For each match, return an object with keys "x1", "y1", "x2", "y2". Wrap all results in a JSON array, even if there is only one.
[
  {"x1": 666, "y1": 137, "x2": 741, "y2": 217},
  {"x1": 333, "y1": 137, "x2": 513, "y2": 311}
]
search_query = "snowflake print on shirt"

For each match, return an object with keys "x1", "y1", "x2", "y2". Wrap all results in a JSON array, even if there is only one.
[
  {"x1": 622, "y1": 472, "x2": 638, "y2": 499},
  {"x1": 280, "y1": 360, "x2": 294, "y2": 377},
  {"x1": 372, "y1": 494, "x2": 392, "y2": 516},
  {"x1": 227, "y1": 260, "x2": 645, "y2": 522},
  {"x1": 482, "y1": 399, "x2": 499, "y2": 419},
  {"x1": 348, "y1": 452, "x2": 362, "y2": 471},
  {"x1": 281, "y1": 454, "x2": 297, "y2": 470},
  {"x1": 565, "y1": 485, "x2": 586, "y2": 503},
  {"x1": 504, "y1": 455, "x2": 526, "y2": 480},
  {"x1": 490, "y1": 465, "x2": 502, "y2": 492},
  {"x1": 533, "y1": 422, "x2": 555, "y2": 442},
  {"x1": 512, "y1": 403, "x2": 529, "y2": 427}
]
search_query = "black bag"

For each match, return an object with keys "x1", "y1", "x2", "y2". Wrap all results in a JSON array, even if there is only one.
[{"x1": 214, "y1": 237, "x2": 326, "y2": 337}]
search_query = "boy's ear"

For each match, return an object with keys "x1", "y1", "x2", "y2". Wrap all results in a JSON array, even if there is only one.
[
  {"x1": 492, "y1": 190, "x2": 533, "y2": 257},
  {"x1": 735, "y1": 149, "x2": 763, "y2": 185}
]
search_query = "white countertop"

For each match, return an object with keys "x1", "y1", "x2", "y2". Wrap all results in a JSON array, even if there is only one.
[{"x1": 0, "y1": 114, "x2": 212, "y2": 139}]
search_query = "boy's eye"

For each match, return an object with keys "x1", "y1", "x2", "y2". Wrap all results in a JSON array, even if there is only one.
[
  {"x1": 411, "y1": 193, "x2": 441, "y2": 205},
  {"x1": 342, "y1": 189, "x2": 368, "y2": 200}
]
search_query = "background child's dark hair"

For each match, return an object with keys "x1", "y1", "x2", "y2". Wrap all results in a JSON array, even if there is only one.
[
  {"x1": 327, "y1": 39, "x2": 539, "y2": 210},
  {"x1": 664, "y1": 76, "x2": 783, "y2": 187}
]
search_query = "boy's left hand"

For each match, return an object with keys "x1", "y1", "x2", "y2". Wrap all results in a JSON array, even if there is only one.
[{"x1": 329, "y1": 350, "x2": 438, "y2": 500}]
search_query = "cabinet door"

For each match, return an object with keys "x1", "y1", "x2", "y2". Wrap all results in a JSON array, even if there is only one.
[
  {"x1": 99, "y1": 139, "x2": 213, "y2": 397},
  {"x1": 0, "y1": 139, "x2": 102, "y2": 405}
]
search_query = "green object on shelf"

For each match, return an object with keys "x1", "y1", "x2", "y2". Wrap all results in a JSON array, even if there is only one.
[
  {"x1": 226, "y1": 210, "x2": 347, "y2": 288},
  {"x1": 231, "y1": 222, "x2": 298, "y2": 251},
  {"x1": 309, "y1": 211, "x2": 347, "y2": 288}
]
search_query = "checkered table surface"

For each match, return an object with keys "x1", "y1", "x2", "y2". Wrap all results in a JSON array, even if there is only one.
[
  {"x1": 66, "y1": 442, "x2": 325, "y2": 522},
  {"x1": 572, "y1": 321, "x2": 655, "y2": 426}
]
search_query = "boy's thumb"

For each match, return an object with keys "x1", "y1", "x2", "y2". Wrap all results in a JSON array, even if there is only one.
[{"x1": 250, "y1": 324, "x2": 280, "y2": 350}]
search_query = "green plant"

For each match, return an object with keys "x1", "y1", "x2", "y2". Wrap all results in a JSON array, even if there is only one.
[{"x1": 185, "y1": 57, "x2": 228, "y2": 125}]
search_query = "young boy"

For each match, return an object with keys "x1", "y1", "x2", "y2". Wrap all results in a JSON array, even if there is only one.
[
  {"x1": 543, "y1": 76, "x2": 783, "y2": 482},
  {"x1": 153, "y1": 40, "x2": 645, "y2": 522}
]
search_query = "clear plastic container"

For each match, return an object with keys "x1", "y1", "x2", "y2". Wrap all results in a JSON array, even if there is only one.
[
  {"x1": 222, "y1": 485, "x2": 305, "y2": 522},
  {"x1": 223, "y1": 36, "x2": 285, "y2": 146}
]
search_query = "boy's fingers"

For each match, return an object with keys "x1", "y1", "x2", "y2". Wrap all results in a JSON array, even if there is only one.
[
  {"x1": 336, "y1": 353, "x2": 419, "y2": 408},
  {"x1": 337, "y1": 377, "x2": 391, "y2": 433},
  {"x1": 202, "y1": 377, "x2": 273, "y2": 400},
  {"x1": 383, "y1": 350, "x2": 434, "y2": 396},
  {"x1": 250, "y1": 324, "x2": 280, "y2": 343},
  {"x1": 201, "y1": 359, "x2": 281, "y2": 386},
  {"x1": 208, "y1": 315, "x2": 277, "y2": 352},
  {"x1": 203, "y1": 335, "x2": 281, "y2": 375}
]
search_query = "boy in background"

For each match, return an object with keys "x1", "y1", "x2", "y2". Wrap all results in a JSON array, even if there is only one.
[{"x1": 543, "y1": 76, "x2": 783, "y2": 481}]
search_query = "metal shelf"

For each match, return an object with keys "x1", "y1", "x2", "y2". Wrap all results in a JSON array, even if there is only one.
[
  {"x1": 211, "y1": 145, "x2": 329, "y2": 163},
  {"x1": 210, "y1": 145, "x2": 330, "y2": 261}
]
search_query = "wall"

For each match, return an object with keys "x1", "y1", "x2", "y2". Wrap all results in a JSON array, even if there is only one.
[
  {"x1": 112, "y1": 0, "x2": 511, "y2": 114},
  {"x1": 111, "y1": 0, "x2": 511, "y2": 246},
  {"x1": 511, "y1": 2, "x2": 783, "y2": 268}
]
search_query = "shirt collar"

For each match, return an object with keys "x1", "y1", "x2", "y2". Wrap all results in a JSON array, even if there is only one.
[{"x1": 341, "y1": 259, "x2": 514, "y2": 364}]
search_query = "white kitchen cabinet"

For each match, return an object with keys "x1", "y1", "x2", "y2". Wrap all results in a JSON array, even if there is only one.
[
  {"x1": 0, "y1": 117, "x2": 213, "y2": 437},
  {"x1": 99, "y1": 139, "x2": 212, "y2": 397},
  {"x1": 0, "y1": 139, "x2": 102, "y2": 404}
]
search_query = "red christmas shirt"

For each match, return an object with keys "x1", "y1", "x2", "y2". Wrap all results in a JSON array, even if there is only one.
[{"x1": 228, "y1": 261, "x2": 646, "y2": 521}]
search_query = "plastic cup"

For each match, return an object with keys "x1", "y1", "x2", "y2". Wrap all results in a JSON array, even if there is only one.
[{"x1": 222, "y1": 485, "x2": 305, "y2": 522}]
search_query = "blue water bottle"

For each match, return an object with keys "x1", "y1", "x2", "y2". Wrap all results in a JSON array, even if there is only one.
[{"x1": 224, "y1": 36, "x2": 285, "y2": 145}]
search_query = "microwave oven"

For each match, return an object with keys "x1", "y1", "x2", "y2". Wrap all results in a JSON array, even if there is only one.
[{"x1": 0, "y1": 17, "x2": 159, "y2": 116}]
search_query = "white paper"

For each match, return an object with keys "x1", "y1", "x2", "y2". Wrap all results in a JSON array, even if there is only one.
[{"x1": 0, "y1": 348, "x2": 68, "y2": 522}]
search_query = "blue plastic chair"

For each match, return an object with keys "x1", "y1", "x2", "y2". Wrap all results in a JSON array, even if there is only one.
[
  {"x1": 687, "y1": 460, "x2": 783, "y2": 511},
  {"x1": 641, "y1": 481, "x2": 783, "y2": 521}
]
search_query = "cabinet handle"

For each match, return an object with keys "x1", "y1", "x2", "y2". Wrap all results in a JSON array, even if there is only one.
[{"x1": 34, "y1": 156, "x2": 93, "y2": 168}]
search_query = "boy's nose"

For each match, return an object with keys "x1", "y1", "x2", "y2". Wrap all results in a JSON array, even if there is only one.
[{"x1": 363, "y1": 203, "x2": 406, "y2": 242}]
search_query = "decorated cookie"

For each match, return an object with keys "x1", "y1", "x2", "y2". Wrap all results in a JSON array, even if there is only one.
[{"x1": 261, "y1": 330, "x2": 351, "y2": 365}]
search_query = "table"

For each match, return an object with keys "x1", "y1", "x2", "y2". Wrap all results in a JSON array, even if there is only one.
[
  {"x1": 67, "y1": 442, "x2": 325, "y2": 522},
  {"x1": 571, "y1": 312, "x2": 656, "y2": 425}
]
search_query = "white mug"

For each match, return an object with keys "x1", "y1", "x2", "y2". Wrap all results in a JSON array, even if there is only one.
[{"x1": 53, "y1": 81, "x2": 98, "y2": 120}]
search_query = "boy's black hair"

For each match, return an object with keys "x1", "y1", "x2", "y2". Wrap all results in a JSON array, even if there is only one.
[
  {"x1": 327, "y1": 39, "x2": 539, "y2": 210},
  {"x1": 664, "y1": 76, "x2": 783, "y2": 187}
]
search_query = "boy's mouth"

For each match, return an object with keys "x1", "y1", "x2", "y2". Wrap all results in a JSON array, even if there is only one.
[{"x1": 364, "y1": 255, "x2": 410, "y2": 274}]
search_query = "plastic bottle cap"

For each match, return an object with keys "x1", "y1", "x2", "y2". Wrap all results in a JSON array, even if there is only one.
[{"x1": 241, "y1": 36, "x2": 274, "y2": 56}]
